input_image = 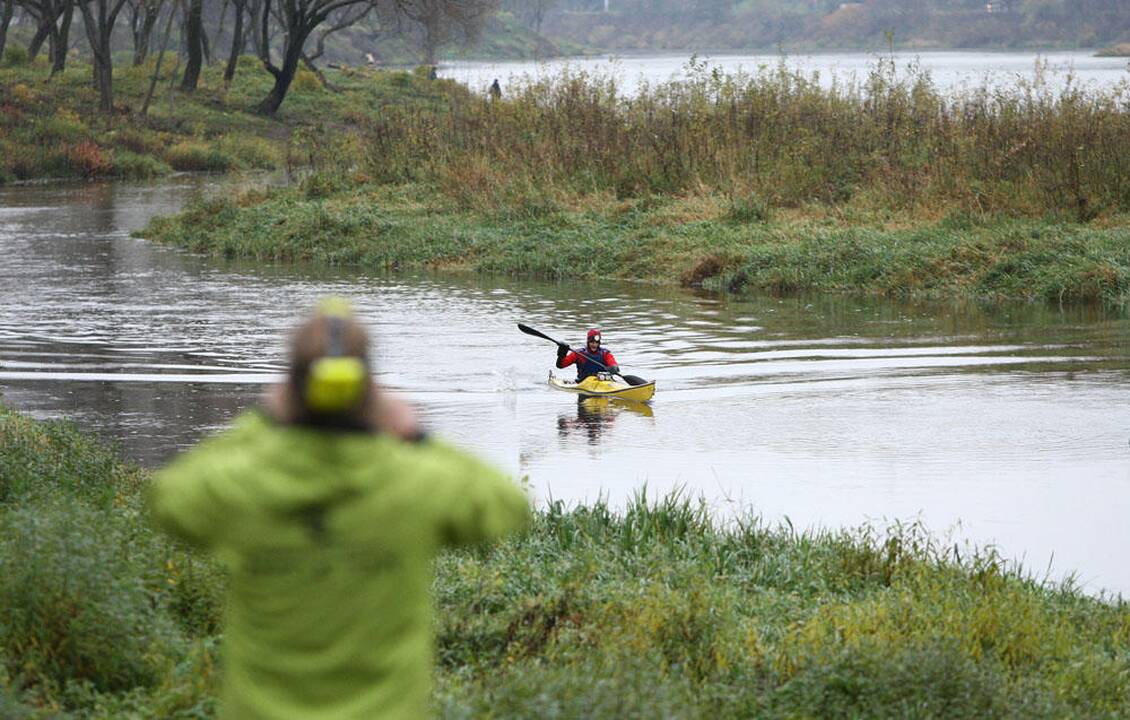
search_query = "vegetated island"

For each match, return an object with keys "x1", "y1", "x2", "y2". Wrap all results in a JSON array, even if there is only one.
[
  {"x1": 138, "y1": 58, "x2": 1130, "y2": 308},
  {"x1": 2, "y1": 401, "x2": 1129, "y2": 717}
]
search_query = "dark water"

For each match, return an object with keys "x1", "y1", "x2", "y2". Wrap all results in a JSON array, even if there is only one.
[{"x1": 2, "y1": 179, "x2": 1129, "y2": 596}]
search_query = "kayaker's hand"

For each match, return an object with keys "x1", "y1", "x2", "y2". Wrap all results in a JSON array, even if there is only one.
[
  {"x1": 557, "y1": 343, "x2": 569, "y2": 359},
  {"x1": 606, "y1": 365, "x2": 620, "y2": 375}
]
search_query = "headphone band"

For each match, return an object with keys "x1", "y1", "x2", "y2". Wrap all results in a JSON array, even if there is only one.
[{"x1": 325, "y1": 316, "x2": 346, "y2": 358}]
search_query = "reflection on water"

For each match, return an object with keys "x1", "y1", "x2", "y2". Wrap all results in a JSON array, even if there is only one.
[
  {"x1": 2, "y1": 179, "x2": 1130, "y2": 596},
  {"x1": 558, "y1": 397, "x2": 655, "y2": 446}
]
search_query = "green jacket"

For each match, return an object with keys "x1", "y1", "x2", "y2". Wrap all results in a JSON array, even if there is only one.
[{"x1": 149, "y1": 411, "x2": 530, "y2": 720}]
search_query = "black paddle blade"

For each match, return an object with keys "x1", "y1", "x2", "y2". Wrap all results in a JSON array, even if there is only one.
[
  {"x1": 517, "y1": 323, "x2": 559, "y2": 345},
  {"x1": 622, "y1": 374, "x2": 648, "y2": 386}
]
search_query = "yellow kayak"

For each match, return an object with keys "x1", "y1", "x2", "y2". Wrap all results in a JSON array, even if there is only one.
[{"x1": 548, "y1": 372, "x2": 656, "y2": 403}]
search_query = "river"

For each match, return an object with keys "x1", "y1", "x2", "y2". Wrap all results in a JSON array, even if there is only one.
[
  {"x1": 1, "y1": 178, "x2": 1129, "y2": 596},
  {"x1": 440, "y1": 49, "x2": 1130, "y2": 97}
]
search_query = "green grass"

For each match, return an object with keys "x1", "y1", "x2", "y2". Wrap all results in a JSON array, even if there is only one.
[
  {"x1": 2, "y1": 403, "x2": 1130, "y2": 716},
  {"x1": 142, "y1": 182, "x2": 1130, "y2": 306},
  {"x1": 0, "y1": 56, "x2": 471, "y2": 184},
  {"x1": 137, "y1": 60, "x2": 1130, "y2": 307}
]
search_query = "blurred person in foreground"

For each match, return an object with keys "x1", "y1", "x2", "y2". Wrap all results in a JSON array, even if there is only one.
[{"x1": 149, "y1": 298, "x2": 530, "y2": 720}]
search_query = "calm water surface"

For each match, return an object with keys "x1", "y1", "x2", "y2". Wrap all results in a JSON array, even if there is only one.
[
  {"x1": 1, "y1": 179, "x2": 1129, "y2": 596},
  {"x1": 441, "y1": 50, "x2": 1130, "y2": 96}
]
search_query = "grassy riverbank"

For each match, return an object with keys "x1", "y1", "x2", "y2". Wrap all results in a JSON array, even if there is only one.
[
  {"x1": 0, "y1": 56, "x2": 468, "y2": 184},
  {"x1": 3, "y1": 403, "x2": 1130, "y2": 717},
  {"x1": 145, "y1": 181, "x2": 1130, "y2": 305},
  {"x1": 141, "y1": 60, "x2": 1130, "y2": 306}
]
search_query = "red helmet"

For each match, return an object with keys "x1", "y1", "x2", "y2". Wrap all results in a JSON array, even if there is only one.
[{"x1": 586, "y1": 329, "x2": 601, "y2": 343}]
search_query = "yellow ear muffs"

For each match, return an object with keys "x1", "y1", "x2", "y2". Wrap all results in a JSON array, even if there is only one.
[
  {"x1": 306, "y1": 356, "x2": 367, "y2": 413},
  {"x1": 304, "y1": 298, "x2": 367, "y2": 413}
]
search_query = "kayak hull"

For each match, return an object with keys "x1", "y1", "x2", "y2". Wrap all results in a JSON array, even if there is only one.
[{"x1": 549, "y1": 373, "x2": 656, "y2": 403}]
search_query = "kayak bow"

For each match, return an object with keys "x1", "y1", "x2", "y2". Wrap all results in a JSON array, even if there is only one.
[{"x1": 548, "y1": 372, "x2": 656, "y2": 403}]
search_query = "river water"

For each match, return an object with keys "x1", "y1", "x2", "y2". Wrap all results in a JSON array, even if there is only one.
[
  {"x1": 2, "y1": 179, "x2": 1129, "y2": 596},
  {"x1": 441, "y1": 49, "x2": 1130, "y2": 97}
]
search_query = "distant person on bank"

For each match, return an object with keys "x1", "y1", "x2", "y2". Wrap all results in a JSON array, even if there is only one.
[{"x1": 149, "y1": 298, "x2": 530, "y2": 720}]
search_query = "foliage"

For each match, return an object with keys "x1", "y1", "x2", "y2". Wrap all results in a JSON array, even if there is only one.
[
  {"x1": 0, "y1": 46, "x2": 29, "y2": 68},
  {"x1": 1, "y1": 404, "x2": 1130, "y2": 716},
  {"x1": 0, "y1": 60, "x2": 468, "y2": 184},
  {"x1": 0, "y1": 406, "x2": 220, "y2": 715},
  {"x1": 0, "y1": 499, "x2": 184, "y2": 695},
  {"x1": 143, "y1": 179, "x2": 1130, "y2": 306},
  {"x1": 356, "y1": 60, "x2": 1130, "y2": 221},
  {"x1": 432, "y1": 492, "x2": 1130, "y2": 718},
  {"x1": 164, "y1": 141, "x2": 237, "y2": 172},
  {"x1": 112, "y1": 150, "x2": 174, "y2": 179},
  {"x1": 137, "y1": 59, "x2": 1130, "y2": 306},
  {"x1": 0, "y1": 409, "x2": 139, "y2": 508}
]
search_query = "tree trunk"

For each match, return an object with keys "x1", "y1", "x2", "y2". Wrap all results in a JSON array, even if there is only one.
[
  {"x1": 91, "y1": 40, "x2": 113, "y2": 110},
  {"x1": 133, "y1": 2, "x2": 159, "y2": 65},
  {"x1": 256, "y1": 37, "x2": 305, "y2": 115},
  {"x1": 200, "y1": 17, "x2": 210, "y2": 63},
  {"x1": 80, "y1": 0, "x2": 126, "y2": 112},
  {"x1": 141, "y1": 0, "x2": 177, "y2": 114},
  {"x1": 49, "y1": 3, "x2": 73, "y2": 76},
  {"x1": 180, "y1": 0, "x2": 202, "y2": 90},
  {"x1": 301, "y1": 52, "x2": 337, "y2": 91},
  {"x1": 223, "y1": 1, "x2": 244, "y2": 85},
  {"x1": 28, "y1": 15, "x2": 52, "y2": 59},
  {"x1": 0, "y1": 0, "x2": 14, "y2": 61}
]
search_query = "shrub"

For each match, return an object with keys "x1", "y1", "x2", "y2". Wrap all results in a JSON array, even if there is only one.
[
  {"x1": 112, "y1": 150, "x2": 173, "y2": 179},
  {"x1": 111, "y1": 128, "x2": 165, "y2": 156},
  {"x1": 0, "y1": 409, "x2": 134, "y2": 508},
  {"x1": 726, "y1": 192, "x2": 772, "y2": 224},
  {"x1": 215, "y1": 135, "x2": 281, "y2": 170},
  {"x1": 1, "y1": 142, "x2": 40, "y2": 180},
  {"x1": 291, "y1": 68, "x2": 323, "y2": 93},
  {"x1": 301, "y1": 170, "x2": 348, "y2": 199},
  {"x1": 2, "y1": 46, "x2": 29, "y2": 68},
  {"x1": 164, "y1": 141, "x2": 236, "y2": 172},
  {"x1": 67, "y1": 141, "x2": 113, "y2": 177},
  {"x1": 10, "y1": 83, "x2": 33, "y2": 103},
  {"x1": 36, "y1": 108, "x2": 89, "y2": 143},
  {"x1": 0, "y1": 498, "x2": 184, "y2": 694}
]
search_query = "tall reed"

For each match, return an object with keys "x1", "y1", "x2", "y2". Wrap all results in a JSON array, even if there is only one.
[{"x1": 360, "y1": 58, "x2": 1130, "y2": 221}]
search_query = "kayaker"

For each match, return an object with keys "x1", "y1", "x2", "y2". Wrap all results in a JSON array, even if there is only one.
[
  {"x1": 149, "y1": 298, "x2": 530, "y2": 720},
  {"x1": 556, "y1": 328, "x2": 621, "y2": 380}
]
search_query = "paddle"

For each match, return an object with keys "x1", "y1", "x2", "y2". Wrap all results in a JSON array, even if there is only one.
[{"x1": 517, "y1": 323, "x2": 649, "y2": 386}]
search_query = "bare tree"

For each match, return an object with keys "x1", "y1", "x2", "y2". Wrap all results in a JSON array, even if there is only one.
[
  {"x1": 0, "y1": 0, "x2": 15, "y2": 61},
  {"x1": 300, "y1": 3, "x2": 371, "y2": 89},
  {"x1": 381, "y1": 0, "x2": 498, "y2": 66},
  {"x1": 141, "y1": 0, "x2": 177, "y2": 113},
  {"x1": 20, "y1": 0, "x2": 75, "y2": 75},
  {"x1": 222, "y1": 0, "x2": 249, "y2": 84},
  {"x1": 180, "y1": 0, "x2": 203, "y2": 89},
  {"x1": 78, "y1": 0, "x2": 130, "y2": 111},
  {"x1": 253, "y1": 0, "x2": 375, "y2": 114},
  {"x1": 24, "y1": 2, "x2": 53, "y2": 59},
  {"x1": 128, "y1": 0, "x2": 163, "y2": 64},
  {"x1": 502, "y1": 0, "x2": 556, "y2": 36}
]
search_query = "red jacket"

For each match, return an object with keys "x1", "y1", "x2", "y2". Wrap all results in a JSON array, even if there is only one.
[{"x1": 557, "y1": 347, "x2": 617, "y2": 380}]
